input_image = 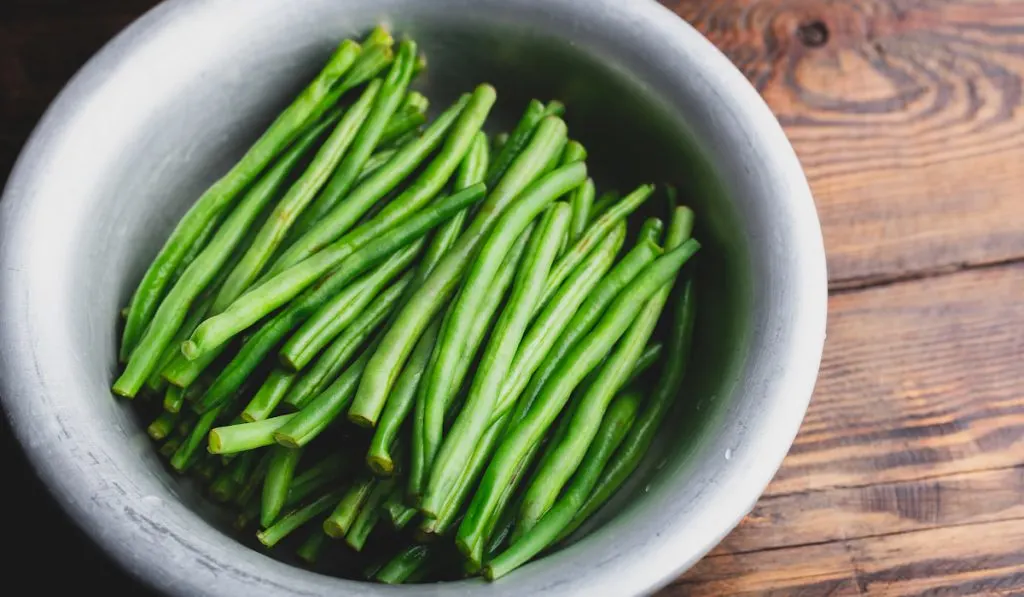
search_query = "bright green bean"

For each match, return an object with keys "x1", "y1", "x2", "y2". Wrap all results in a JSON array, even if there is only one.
[
  {"x1": 535, "y1": 184, "x2": 655, "y2": 313},
  {"x1": 283, "y1": 277, "x2": 409, "y2": 410},
  {"x1": 379, "y1": 108, "x2": 426, "y2": 147},
  {"x1": 639, "y1": 217, "x2": 664, "y2": 245},
  {"x1": 280, "y1": 240, "x2": 423, "y2": 371},
  {"x1": 267, "y1": 84, "x2": 493, "y2": 277},
  {"x1": 485, "y1": 100, "x2": 564, "y2": 188},
  {"x1": 568, "y1": 178, "x2": 595, "y2": 244},
  {"x1": 286, "y1": 41, "x2": 418, "y2": 243},
  {"x1": 348, "y1": 116, "x2": 568, "y2": 427},
  {"x1": 119, "y1": 40, "x2": 361, "y2": 361},
  {"x1": 484, "y1": 390, "x2": 640, "y2": 580},
  {"x1": 421, "y1": 201, "x2": 573, "y2": 517},
  {"x1": 211, "y1": 79, "x2": 384, "y2": 311},
  {"x1": 367, "y1": 319, "x2": 440, "y2": 475},
  {"x1": 208, "y1": 414, "x2": 296, "y2": 454},
  {"x1": 489, "y1": 221, "x2": 625, "y2": 422},
  {"x1": 509, "y1": 232, "x2": 663, "y2": 429},
  {"x1": 261, "y1": 445, "x2": 303, "y2": 527},
  {"x1": 183, "y1": 184, "x2": 486, "y2": 379},
  {"x1": 170, "y1": 404, "x2": 225, "y2": 472},
  {"x1": 274, "y1": 340, "x2": 377, "y2": 448},
  {"x1": 407, "y1": 227, "x2": 531, "y2": 501},
  {"x1": 456, "y1": 238, "x2": 701, "y2": 561},
  {"x1": 242, "y1": 369, "x2": 296, "y2": 422},
  {"x1": 112, "y1": 118, "x2": 341, "y2": 397}
]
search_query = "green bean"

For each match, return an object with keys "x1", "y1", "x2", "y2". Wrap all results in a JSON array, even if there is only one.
[
  {"x1": 627, "y1": 343, "x2": 663, "y2": 385},
  {"x1": 535, "y1": 184, "x2": 655, "y2": 314},
  {"x1": 421, "y1": 201, "x2": 574, "y2": 517},
  {"x1": 323, "y1": 476, "x2": 375, "y2": 537},
  {"x1": 380, "y1": 108, "x2": 426, "y2": 147},
  {"x1": 407, "y1": 228, "x2": 531, "y2": 500},
  {"x1": 349, "y1": 116, "x2": 568, "y2": 428},
  {"x1": 638, "y1": 219, "x2": 663, "y2": 247},
  {"x1": 284, "y1": 277, "x2": 409, "y2": 410},
  {"x1": 170, "y1": 404, "x2": 225, "y2": 472},
  {"x1": 209, "y1": 468, "x2": 239, "y2": 503},
  {"x1": 367, "y1": 319, "x2": 440, "y2": 475},
  {"x1": 376, "y1": 545, "x2": 431, "y2": 584},
  {"x1": 237, "y1": 456, "x2": 343, "y2": 529},
  {"x1": 517, "y1": 212, "x2": 686, "y2": 533},
  {"x1": 267, "y1": 84, "x2": 493, "y2": 277},
  {"x1": 489, "y1": 222, "x2": 625, "y2": 422},
  {"x1": 492, "y1": 132, "x2": 509, "y2": 154},
  {"x1": 228, "y1": 450, "x2": 257, "y2": 486},
  {"x1": 211, "y1": 80, "x2": 385, "y2": 312},
  {"x1": 184, "y1": 186, "x2": 487, "y2": 404},
  {"x1": 193, "y1": 456, "x2": 219, "y2": 484},
  {"x1": 563, "y1": 274, "x2": 697, "y2": 540},
  {"x1": 163, "y1": 385, "x2": 185, "y2": 414},
  {"x1": 484, "y1": 391, "x2": 640, "y2": 580},
  {"x1": 296, "y1": 529, "x2": 328, "y2": 565},
  {"x1": 402, "y1": 90, "x2": 429, "y2": 113},
  {"x1": 286, "y1": 41, "x2": 419, "y2": 244},
  {"x1": 355, "y1": 148, "x2": 399, "y2": 184},
  {"x1": 147, "y1": 411, "x2": 177, "y2": 440},
  {"x1": 176, "y1": 410, "x2": 198, "y2": 438},
  {"x1": 112, "y1": 117, "x2": 342, "y2": 397},
  {"x1": 455, "y1": 238, "x2": 701, "y2": 561},
  {"x1": 509, "y1": 231, "x2": 663, "y2": 429},
  {"x1": 274, "y1": 340, "x2": 378, "y2": 448},
  {"x1": 242, "y1": 369, "x2": 296, "y2": 422},
  {"x1": 589, "y1": 190, "x2": 619, "y2": 223},
  {"x1": 418, "y1": 170, "x2": 582, "y2": 483},
  {"x1": 234, "y1": 451, "x2": 272, "y2": 508},
  {"x1": 158, "y1": 437, "x2": 182, "y2": 459},
  {"x1": 258, "y1": 490, "x2": 342, "y2": 548},
  {"x1": 382, "y1": 485, "x2": 418, "y2": 529},
  {"x1": 262, "y1": 445, "x2": 303, "y2": 527},
  {"x1": 559, "y1": 140, "x2": 587, "y2": 167},
  {"x1": 280, "y1": 240, "x2": 423, "y2": 371},
  {"x1": 346, "y1": 478, "x2": 394, "y2": 551},
  {"x1": 208, "y1": 414, "x2": 296, "y2": 454},
  {"x1": 119, "y1": 40, "x2": 361, "y2": 361},
  {"x1": 485, "y1": 100, "x2": 564, "y2": 188},
  {"x1": 568, "y1": 178, "x2": 595, "y2": 244}
]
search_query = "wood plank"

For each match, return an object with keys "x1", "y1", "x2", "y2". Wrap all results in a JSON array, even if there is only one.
[
  {"x1": 668, "y1": 0, "x2": 1024, "y2": 285},
  {"x1": 670, "y1": 518, "x2": 1024, "y2": 596},
  {"x1": 769, "y1": 261, "x2": 1024, "y2": 496},
  {"x1": 714, "y1": 465, "x2": 1024, "y2": 555}
]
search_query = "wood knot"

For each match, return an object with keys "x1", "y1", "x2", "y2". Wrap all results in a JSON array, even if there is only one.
[{"x1": 796, "y1": 20, "x2": 829, "y2": 48}]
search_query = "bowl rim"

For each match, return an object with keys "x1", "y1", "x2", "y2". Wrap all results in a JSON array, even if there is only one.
[{"x1": 0, "y1": 0, "x2": 827, "y2": 595}]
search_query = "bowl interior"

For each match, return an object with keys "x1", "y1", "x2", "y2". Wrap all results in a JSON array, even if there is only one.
[{"x1": 0, "y1": 1, "x2": 824, "y2": 595}]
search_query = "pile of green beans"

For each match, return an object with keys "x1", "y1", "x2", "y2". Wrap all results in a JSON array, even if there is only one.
[{"x1": 114, "y1": 27, "x2": 701, "y2": 584}]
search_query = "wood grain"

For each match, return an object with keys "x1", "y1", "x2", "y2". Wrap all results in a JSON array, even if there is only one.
[
  {"x1": 668, "y1": 0, "x2": 1024, "y2": 287},
  {"x1": 670, "y1": 262, "x2": 1024, "y2": 594}
]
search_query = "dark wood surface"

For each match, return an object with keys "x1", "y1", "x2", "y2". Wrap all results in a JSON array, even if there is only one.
[{"x1": 2, "y1": 1, "x2": 1022, "y2": 595}]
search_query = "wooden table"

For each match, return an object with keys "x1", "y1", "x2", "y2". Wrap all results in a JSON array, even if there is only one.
[{"x1": 2, "y1": 1, "x2": 1022, "y2": 595}]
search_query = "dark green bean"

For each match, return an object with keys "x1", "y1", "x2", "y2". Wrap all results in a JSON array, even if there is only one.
[
  {"x1": 345, "y1": 478, "x2": 394, "y2": 551},
  {"x1": 170, "y1": 404, "x2": 226, "y2": 472},
  {"x1": 455, "y1": 238, "x2": 701, "y2": 563},
  {"x1": 163, "y1": 385, "x2": 185, "y2": 414},
  {"x1": 484, "y1": 390, "x2": 640, "y2": 580},
  {"x1": 296, "y1": 529, "x2": 328, "y2": 565},
  {"x1": 147, "y1": 411, "x2": 177, "y2": 441},
  {"x1": 589, "y1": 190, "x2": 619, "y2": 223},
  {"x1": 119, "y1": 40, "x2": 361, "y2": 361},
  {"x1": 563, "y1": 273, "x2": 697, "y2": 541},
  {"x1": 376, "y1": 545, "x2": 431, "y2": 584},
  {"x1": 421, "y1": 202, "x2": 574, "y2": 517},
  {"x1": 323, "y1": 476, "x2": 375, "y2": 538},
  {"x1": 261, "y1": 445, "x2": 303, "y2": 527},
  {"x1": 257, "y1": 490, "x2": 342, "y2": 548},
  {"x1": 348, "y1": 116, "x2": 568, "y2": 427}
]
